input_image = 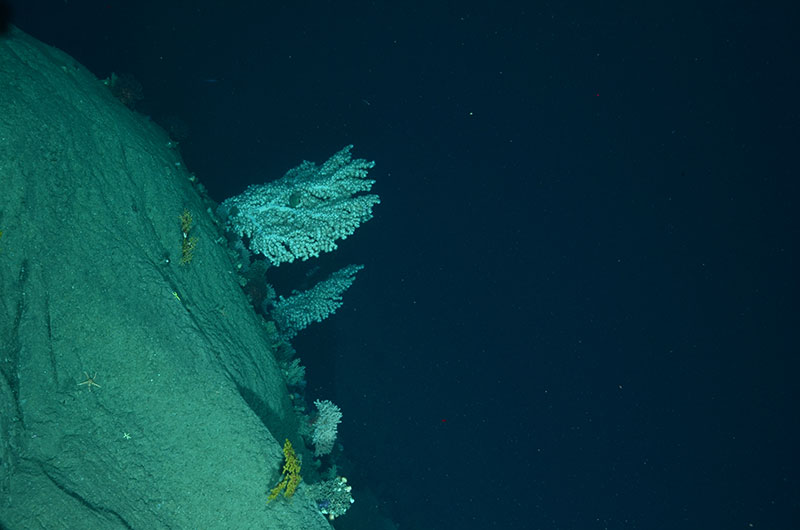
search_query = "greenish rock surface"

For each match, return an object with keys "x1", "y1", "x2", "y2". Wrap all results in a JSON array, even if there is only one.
[{"x1": 0, "y1": 26, "x2": 328, "y2": 529}]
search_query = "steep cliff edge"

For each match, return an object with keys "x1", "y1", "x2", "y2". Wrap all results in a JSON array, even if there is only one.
[{"x1": 0, "y1": 26, "x2": 328, "y2": 529}]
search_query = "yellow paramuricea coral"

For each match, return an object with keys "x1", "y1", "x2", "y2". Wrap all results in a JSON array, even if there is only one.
[
  {"x1": 267, "y1": 439, "x2": 301, "y2": 502},
  {"x1": 179, "y1": 209, "x2": 198, "y2": 265}
]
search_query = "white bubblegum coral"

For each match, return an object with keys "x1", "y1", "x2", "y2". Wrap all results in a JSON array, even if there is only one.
[
  {"x1": 312, "y1": 399, "x2": 343, "y2": 457},
  {"x1": 271, "y1": 264, "x2": 364, "y2": 340},
  {"x1": 217, "y1": 145, "x2": 379, "y2": 266}
]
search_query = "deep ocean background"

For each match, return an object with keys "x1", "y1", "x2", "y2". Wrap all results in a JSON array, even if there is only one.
[{"x1": 7, "y1": 1, "x2": 799, "y2": 528}]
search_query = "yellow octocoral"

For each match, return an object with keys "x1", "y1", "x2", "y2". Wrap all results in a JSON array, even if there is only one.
[
  {"x1": 179, "y1": 209, "x2": 193, "y2": 234},
  {"x1": 179, "y1": 209, "x2": 198, "y2": 265},
  {"x1": 267, "y1": 439, "x2": 301, "y2": 502}
]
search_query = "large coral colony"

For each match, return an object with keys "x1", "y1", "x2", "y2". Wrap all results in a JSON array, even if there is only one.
[{"x1": 217, "y1": 145, "x2": 377, "y2": 520}]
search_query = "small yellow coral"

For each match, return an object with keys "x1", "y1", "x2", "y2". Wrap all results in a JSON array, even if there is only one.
[
  {"x1": 268, "y1": 439, "x2": 301, "y2": 502},
  {"x1": 179, "y1": 209, "x2": 198, "y2": 265},
  {"x1": 180, "y1": 235, "x2": 198, "y2": 265},
  {"x1": 179, "y1": 209, "x2": 193, "y2": 234}
]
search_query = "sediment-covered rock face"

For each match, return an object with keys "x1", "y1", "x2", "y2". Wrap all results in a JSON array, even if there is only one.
[{"x1": 0, "y1": 27, "x2": 325, "y2": 529}]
